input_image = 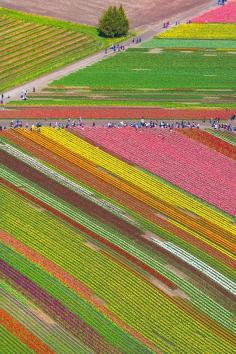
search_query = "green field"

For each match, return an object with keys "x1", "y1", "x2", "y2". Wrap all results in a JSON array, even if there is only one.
[
  {"x1": 53, "y1": 49, "x2": 236, "y2": 89},
  {"x1": 7, "y1": 98, "x2": 236, "y2": 109},
  {"x1": 22, "y1": 47, "x2": 234, "y2": 108},
  {"x1": 141, "y1": 38, "x2": 236, "y2": 49},
  {"x1": 15, "y1": 45, "x2": 236, "y2": 108}
]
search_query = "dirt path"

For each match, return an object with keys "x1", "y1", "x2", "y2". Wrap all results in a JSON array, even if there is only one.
[{"x1": 2, "y1": 0, "x2": 216, "y2": 103}]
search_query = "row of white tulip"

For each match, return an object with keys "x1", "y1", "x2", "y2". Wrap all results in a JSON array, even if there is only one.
[{"x1": 151, "y1": 238, "x2": 236, "y2": 296}]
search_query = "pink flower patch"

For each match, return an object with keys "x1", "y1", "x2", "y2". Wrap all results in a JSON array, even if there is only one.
[{"x1": 193, "y1": 1, "x2": 236, "y2": 23}]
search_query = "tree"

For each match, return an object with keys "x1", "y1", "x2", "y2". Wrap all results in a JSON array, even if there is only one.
[{"x1": 98, "y1": 5, "x2": 129, "y2": 38}]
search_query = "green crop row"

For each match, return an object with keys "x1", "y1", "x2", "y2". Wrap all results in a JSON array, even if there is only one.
[
  {"x1": 142, "y1": 39, "x2": 236, "y2": 49},
  {"x1": 0, "y1": 8, "x2": 99, "y2": 38},
  {"x1": 0, "y1": 29, "x2": 82, "y2": 63},
  {"x1": 0, "y1": 325, "x2": 32, "y2": 353},
  {"x1": 0, "y1": 166, "x2": 235, "y2": 336},
  {"x1": 8, "y1": 98, "x2": 236, "y2": 109},
  {"x1": 0, "y1": 9, "x2": 125, "y2": 91},
  {"x1": 0, "y1": 280, "x2": 93, "y2": 354},
  {"x1": 0, "y1": 35, "x2": 90, "y2": 75},
  {"x1": 0, "y1": 42, "x2": 97, "y2": 92},
  {"x1": 1, "y1": 242, "x2": 150, "y2": 354},
  {"x1": 4, "y1": 132, "x2": 232, "y2": 282},
  {"x1": 0, "y1": 196, "x2": 234, "y2": 353},
  {"x1": 206, "y1": 129, "x2": 236, "y2": 146},
  {"x1": 53, "y1": 50, "x2": 236, "y2": 90},
  {"x1": 0, "y1": 9, "x2": 132, "y2": 47},
  {"x1": 1, "y1": 188, "x2": 235, "y2": 353}
]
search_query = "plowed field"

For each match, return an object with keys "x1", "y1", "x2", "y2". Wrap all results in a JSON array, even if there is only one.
[{"x1": 0, "y1": 0, "x2": 215, "y2": 28}]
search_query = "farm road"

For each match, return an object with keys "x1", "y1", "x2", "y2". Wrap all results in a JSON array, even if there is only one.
[{"x1": 3, "y1": 0, "x2": 216, "y2": 103}]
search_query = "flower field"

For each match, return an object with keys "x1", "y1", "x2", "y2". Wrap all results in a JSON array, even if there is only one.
[
  {"x1": 0, "y1": 8, "x2": 102, "y2": 92},
  {"x1": 1, "y1": 1, "x2": 236, "y2": 352},
  {"x1": 73, "y1": 127, "x2": 236, "y2": 216},
  {"x1": 178, "y1": 128, "x2": 236, "y2": 159},
  {"x1": 0, "y1": 126, "x2": 235, "y2": 353},
  {"x1": 193, "y1": 1, "x2": 236, "y2": 23},
  {"x1": 0, "y1": 106, "x2": 236, "y2": 120},
  {"x1": 206, "y1": 128, "x2": 236, "y2": 146},
  {"x1": 159, "y1": 23, "x2": 236, "y2": 40}
]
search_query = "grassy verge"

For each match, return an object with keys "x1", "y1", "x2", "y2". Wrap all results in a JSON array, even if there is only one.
[{"x1": 6, "y1": 99, "x2": 236, "y2": 108}]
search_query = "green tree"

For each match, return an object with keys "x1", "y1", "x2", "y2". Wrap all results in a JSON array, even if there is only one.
[{"x1": 98, "y1": 5, "x2": 129, "y2": 38}]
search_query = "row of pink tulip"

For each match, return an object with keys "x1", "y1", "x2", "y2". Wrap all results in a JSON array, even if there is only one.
[{"x1": 77, "y1": 127, "x2": 236, "y2": 216}]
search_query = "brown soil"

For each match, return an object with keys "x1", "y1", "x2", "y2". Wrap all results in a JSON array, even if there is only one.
[
  {"x1": 29, "y1": 304, "x2": 56, "y2": 325},
  {"x1": 92, "y1": 294, "x2": 106, "y2": 306},
  {"x1": 143, "y1": 230, "x2": 165, "y2": 242},
  {"x1": 150, "y1": 276, "x2": 190, "y2": 300},
  {"x1": 27, "y1": 201, "x2": 46, "y2": 212},
  {"x1": 86, "y1": 241, "x2": 101, "y2": 251},
  {"x1": 0, "y1": 0, "x2": 215, "y2": 28},
  {"x1": 155, "y1": 211, "x2": 169, "y2": 221},
  {"x1": 149, "y1": 48, "x2": 163, "y2": 54},
  {"x1": 165, "y1": 264, "x2": 189, "y2": 280}
]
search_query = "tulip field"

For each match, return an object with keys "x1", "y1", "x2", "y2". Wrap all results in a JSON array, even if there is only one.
[
  {"x1": 74, "y1": 126, "x2": 236, "y2": 215},
  {"x1": 0, "y1": 126, "x2": 236, "y2": 353},
  {"x1": 1, "y1": 106, "x2": 236, "y2": 120},
  {"x1": 193, "y1": 1, "x2": 236, "y2": 23},
  {"x1": 1, "y1": 2, "x2": 236, "y2": 353},
  {"x1": 159, "y1": 23, "x2": 236, "y2": 40},
  {"x1": 206, "y1": 129, "x2": 236, "y2": 146}
]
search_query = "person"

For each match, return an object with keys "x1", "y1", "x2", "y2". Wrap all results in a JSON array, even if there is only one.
[{"x1": 33, "y1": 87, "x2": 36, "y2": 93}]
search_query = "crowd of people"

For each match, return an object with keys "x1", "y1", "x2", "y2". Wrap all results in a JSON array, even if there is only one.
[
  {"x1": 1, "y1": 116, "x2": 235, "y2": 133},
  {"x1": 210, "y1": 118, "x2": 235, "y2": 132},
  {"x1": 106, "y1": 119, "x2": 200, "y2": 129}
]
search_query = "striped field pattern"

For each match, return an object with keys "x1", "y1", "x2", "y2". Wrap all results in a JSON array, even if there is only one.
[
  {"x1": 0, "y1": 126, "x2": 235, "y2": 353},
  {"x1": 0, "y1": 8, "x2": 101, "y2": 92}
]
